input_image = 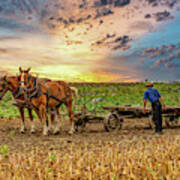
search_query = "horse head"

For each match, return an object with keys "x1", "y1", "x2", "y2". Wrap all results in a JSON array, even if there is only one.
[{"x1": 18, "y1": 67, "x2": 32, "y2": 89}]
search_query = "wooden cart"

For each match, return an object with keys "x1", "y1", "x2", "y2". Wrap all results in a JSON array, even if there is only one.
[
  {"x1": 102, "y1": 105, "x2": 180, "y2": 132},
  {"x1": 74, "y1": 105, "x2": 180, "y2": 132}
]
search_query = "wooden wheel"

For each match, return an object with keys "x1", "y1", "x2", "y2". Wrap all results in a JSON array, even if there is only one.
[
  {"x1": 104, "y1": 112, "x2": 123, "y2": 132},
  {"x1": 165, "y1": 116, "x2": 179, "y2": 128},
  {"x1": 74, "y1": 118, "x2": 86, "y2": 132}
]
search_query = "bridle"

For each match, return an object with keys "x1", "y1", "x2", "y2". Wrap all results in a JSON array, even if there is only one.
[
  {"x1": 0, "y1": 76, "x2": 24, "y2": 100},
  {"x1": 0, "y1": 76, "x2": 8, "y2": 99},
  {"x1": 19, "y1": 73, "x2": 32, "y2": 88},
  {"x1": 20, "y1": 74, "x2": 43, "y2": 102}
]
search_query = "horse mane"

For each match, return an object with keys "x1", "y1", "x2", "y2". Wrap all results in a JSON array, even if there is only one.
[
  {"x1": 70, "y1": 86, "x2": 78, "y2": 110},
  {"x1": 5, "y1": 76, "x2": 19, "y2": 87}
]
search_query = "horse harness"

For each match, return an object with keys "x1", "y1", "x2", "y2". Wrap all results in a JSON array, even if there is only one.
[
  {"x1": 23, "y1": 76, "x2": 71, "y2": 112},
  {"x1": 0, "y1": 76, "x2": 23, "y2": 99},
  {"x1": 0, "y1": 77, "x2": 7, "y2": 98}
]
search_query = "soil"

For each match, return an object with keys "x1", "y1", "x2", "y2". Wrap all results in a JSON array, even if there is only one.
[{"x1": 0, "y1": 116, "x2": 180, "y2": 153}]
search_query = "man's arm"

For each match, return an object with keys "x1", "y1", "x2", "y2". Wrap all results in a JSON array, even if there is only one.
[
  {"x1": 160, "y1": 96, "x2": 166, "y2": 109},
  {"x1": 143, "y1": 91, "x2": 148, "y2": 114},
  {"x1": 143, "y1": 99, "x2": 147, "y2": 114}
]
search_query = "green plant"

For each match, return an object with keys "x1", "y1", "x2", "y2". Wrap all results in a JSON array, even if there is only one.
[
  {"x1": 49, "y1": 155, "x2": 56, "y2": 163},
  {"x1": 10, "y1": 131, "x2": 16, "y2": 137},
  {"x1": 0, "y1": 145, "x2": 9, "y2": 157}
]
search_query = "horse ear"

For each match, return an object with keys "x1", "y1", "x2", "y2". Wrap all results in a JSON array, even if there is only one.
[
  {"x1": 3, "y1": 75, "x2": 7, "y2": 81},
  {"x1": 19, "y1": 67, "x2": 22, "y2": 73},
  {"x1": 27, "y1": 67, "x2": 31, "y2": 73}
]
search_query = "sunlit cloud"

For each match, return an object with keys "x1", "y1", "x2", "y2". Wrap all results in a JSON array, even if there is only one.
[{"x1": 0, "y1": 0, "x2": 180, "y2": 82}]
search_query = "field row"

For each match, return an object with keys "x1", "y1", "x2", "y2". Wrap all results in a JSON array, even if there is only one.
[
  {"x1": 0, "y1": 133, "x2": 180, "y2": 179},
  {"x1": 0, "y1": 83, "x2": 180, "y2": 118}
]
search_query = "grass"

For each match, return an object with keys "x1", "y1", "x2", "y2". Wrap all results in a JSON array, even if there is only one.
[
  {"x1": 1, "y1": 82, "x2": 180, "y2": 118},
  {"x1": 0, "y1": 82, "x2": 180, "y2": 179}
]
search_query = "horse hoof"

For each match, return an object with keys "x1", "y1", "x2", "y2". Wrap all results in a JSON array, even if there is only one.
[
  {"x1": 53, "y1": 131, "x2": 60, "y2": 135},
  {"x1": 20, "y1": 127, "x2": 26, "y2": 134},
  {"x1": 31, "y1": 130, "x2": 36, "y2": 134},
  {"x1": 53, "y1": 129, "x2": 60, "y2": 135},
  {"x1": 43, "y1": 133, "x2": 49, "y2": 136},
  {"x1": 68, "y1": 130, "x2": 74, "y2": 135},
  {"x1": 43, "y1": 131, "x2": 49, "y2": 136}
]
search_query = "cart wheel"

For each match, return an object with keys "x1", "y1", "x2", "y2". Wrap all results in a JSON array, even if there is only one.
[
  {"x1": 148, "y1": 114, "x2": 155, "y2": 130},
  {"x1": 165, "y1": 116, "x2": 179, "y2": 128},
  {"x1": 104, "y1": 112, "x2": 123, "y2": 132},
  {"x1": 74, "y1": 118, "x2": 86, "y2": 133}
]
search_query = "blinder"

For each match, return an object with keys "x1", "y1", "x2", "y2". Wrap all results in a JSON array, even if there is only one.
[
  {"x1": 0, "y1": 76, "x2": 8, "y2": 98},
  {"x1": 19, "y1": 72, "x2": 32, "y2": 87}
]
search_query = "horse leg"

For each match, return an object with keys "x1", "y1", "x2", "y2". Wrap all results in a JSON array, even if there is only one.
[
  {"x1": 50, "y1": 110, "x2": 55, "y2": 133},
  {"x1": 18, "y1": 107, "x2": 26, "y2": 133},
  {"x1": 65, "y1": 100, "x2": 75, "y2": 134},
  {"x1": 27, "y1": 108, "x2": 35, "y2": 133},
  {"x1": 39, "y1": 104, "x2": 49, "y2": 135},
  {"x1": 52, "y1": 108, "x2": 61, "y2": 135}
]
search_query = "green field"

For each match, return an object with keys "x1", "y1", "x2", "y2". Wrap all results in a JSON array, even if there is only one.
[
  {"x1": 0, "y1": 83, "x2": 180, "y2": 179},
  {"x1": 0, "y1": 82, "x2": 180, "y2": 118}
]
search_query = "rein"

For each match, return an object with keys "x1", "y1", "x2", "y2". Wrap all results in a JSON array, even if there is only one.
[
  {"x1": 22, "y1": 75, "x2": 70, "y2": 111},
  {"x1": 12, "y1": 86, "x2": 23, "y2": 99},
  {"x1": 0, "y1": 77, "x2": 7, "y2": 99},
  {"x1": 23, "y1": 76, "x2": 42, "y2": 102},
  {"x1": 0, "y1": 76, "x2": 24, "y2": 100}
]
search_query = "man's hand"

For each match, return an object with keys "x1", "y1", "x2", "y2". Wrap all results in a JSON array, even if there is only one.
[
  {"x1": 143, "y1": 99, "x2": 147, "y2": 114},
  {"x1": 163, "y1": 104, "x2": 166, "y2": 109},
  {"x1": 143, "y1": 108, "x2": 146, "y2": 114},
  {"x1": 160, "y1": 97, "x2": 166, "y2": 109}
]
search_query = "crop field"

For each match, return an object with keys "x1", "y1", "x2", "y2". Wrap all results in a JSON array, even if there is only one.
[
  {"x1": 1, "y1": 82, "x2": 180, "y2": 118},
  {"x1": 0, "y1": 82, "x2": 180, "y2": 179}
]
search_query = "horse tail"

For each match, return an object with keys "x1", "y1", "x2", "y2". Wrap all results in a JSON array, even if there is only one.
[{"x1": 70, "y1": 86, "x2": 78, "y2": 110}]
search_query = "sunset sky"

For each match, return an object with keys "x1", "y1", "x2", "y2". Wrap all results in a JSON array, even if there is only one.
[{"x1": 0, "y1": 0, "x2": 180, "y2": 82}]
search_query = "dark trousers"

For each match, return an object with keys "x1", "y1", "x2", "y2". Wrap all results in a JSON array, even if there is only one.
[{"x1": 152, "y1": 100, "x2": 162, "y2": 132}]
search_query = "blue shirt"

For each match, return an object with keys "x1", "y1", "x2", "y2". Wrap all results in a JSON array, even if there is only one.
[{"x1": 144, "y1": 88, "x2": 161, "y2": 103}]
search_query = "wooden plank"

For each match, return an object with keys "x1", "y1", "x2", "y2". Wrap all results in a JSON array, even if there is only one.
[{"x1": 102, "y1": 105, "x2": 180, "y2": 115}]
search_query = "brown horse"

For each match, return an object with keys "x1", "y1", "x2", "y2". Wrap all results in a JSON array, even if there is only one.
[
  {"x1": 19, "y1": 67, "x2": 75, "y2": 135},
  {"x1": 0, "y1": 75, "x2": 34, "y2": 133},
  {"x1": 0, "y1": 75, "x2": 62, "y2": 134}
]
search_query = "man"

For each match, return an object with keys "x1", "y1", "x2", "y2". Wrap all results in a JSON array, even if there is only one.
[{"x1": 143, "y1": 82, "x2": 166, "y2": 134}]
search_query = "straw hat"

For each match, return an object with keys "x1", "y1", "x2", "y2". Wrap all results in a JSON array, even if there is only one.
[{"x1": 145, "y1": 81, "x2": 153, "y2": 87}]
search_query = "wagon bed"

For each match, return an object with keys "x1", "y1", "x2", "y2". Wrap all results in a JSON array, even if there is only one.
[
  {"x1": 102, "y1": 105, "x2": 180, "y2": 116},
  {"x1": 74, "y1": 105, "x2": 180, "y2": 132},
  {"x1": 102, "y1": 105, "x2": 180, "y2": 131}
]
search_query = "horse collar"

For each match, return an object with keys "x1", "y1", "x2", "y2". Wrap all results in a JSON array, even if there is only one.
[{"x1": 13, "y1": 86, "x2": 22, "y2": 99}]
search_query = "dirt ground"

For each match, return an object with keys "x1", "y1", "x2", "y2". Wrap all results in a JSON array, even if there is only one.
[{"x1": 0, "y1": 116, "x2": 180, "y2": 154}]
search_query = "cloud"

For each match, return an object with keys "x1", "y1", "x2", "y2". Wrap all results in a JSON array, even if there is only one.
[
  {"x1": 140, "y1": 41, "x2": 180, "y2": 73},
  {"x1": 142, "y1": 42, "x2": 180, "y2": 58},
  {"x1": 153, "y1": 52, "x2": 180, "y2": 69},
  {"x1": 145, "y1": 0, "x2": 178, "y2": 8},
  {"x1": 136, "y1": 58, "x2": 145, "y2": 66},
  {"x1": 0, "y1": 17, "x2": 41, "y2": 33},
  {"x1": 0, "y1": 36, "x2": 21, "y2": 41},
  {"x1": 0, "y1": 0, "x2": 179, "y2": 82},
  {"x1": 129, "y1": 21, "x2": 154, "y2": 32},
  {"x1": 92, "y1": 34, "x2": 131, "y2": 51},
  {"x1": 154, "y1": 10, "x2": 173, "y2": 21},
  {"x1": 0, "y1": 0, "x2": 43, "y2": 16}
]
